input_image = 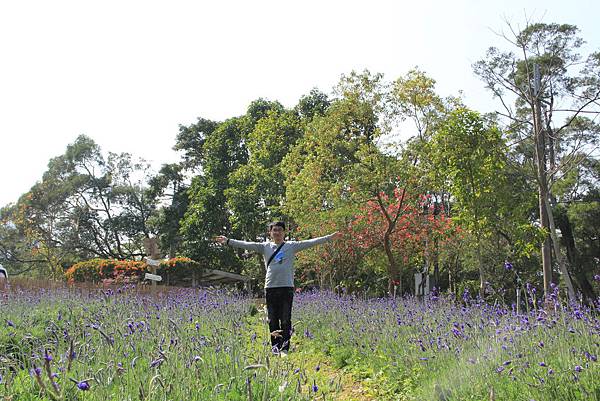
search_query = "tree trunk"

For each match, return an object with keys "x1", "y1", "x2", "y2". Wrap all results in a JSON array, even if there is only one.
[
  {"x1": 543, "y1": 197, "x2": 576, "y2": 302},
  {"x1": 383, "y1": 231, "x2": 400, "y2": 296},
  {"x1": 477, "y1": 240, "x2": 485, "y2": 298},
  {"x1": 533, "y1": 72, "x2": 554, "y2": 301},
  {"x1": 556, "y1": 210, "x2": 597, "y2": 301},
  {"x1": 433, "y1": 237, "x2": 440, "y2": 290}
]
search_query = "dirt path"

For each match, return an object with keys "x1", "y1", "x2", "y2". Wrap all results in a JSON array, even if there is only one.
[{"x1": 248, "y1": 304, "x2": 374, "y2": 400}]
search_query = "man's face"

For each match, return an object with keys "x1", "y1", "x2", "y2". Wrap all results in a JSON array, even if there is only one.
[{"x1": 269, "y1": 226, "x2": 285, "y2": 241}]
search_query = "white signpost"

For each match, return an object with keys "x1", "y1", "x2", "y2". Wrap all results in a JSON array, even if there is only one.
[
  {"x1": 143, "y1": 238, "x2": 163, "y2": 286},
  {"x1": 144, "y1": 273, "x2": 163, "y2": 282},
  {"x1": 145, "y1": 258, "x2": 161, "y2": 267}
]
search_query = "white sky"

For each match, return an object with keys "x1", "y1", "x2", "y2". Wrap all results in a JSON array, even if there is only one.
[{"x1": 1, "y1": 0, "x2": 598, "y2": 207}]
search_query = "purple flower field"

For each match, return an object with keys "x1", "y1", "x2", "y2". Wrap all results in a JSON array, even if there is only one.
[{"x1": 0, "y1": 283, "x2": 598, "y2": 400}]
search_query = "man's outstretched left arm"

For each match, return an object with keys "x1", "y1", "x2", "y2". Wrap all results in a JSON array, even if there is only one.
[{"x1": 292, "y1": 232, "x2": 342, "y2": 252}]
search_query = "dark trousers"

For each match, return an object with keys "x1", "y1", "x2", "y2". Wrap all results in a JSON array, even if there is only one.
[{"x1": 265, "y1": 287, "x2": 294, "y2": 351}]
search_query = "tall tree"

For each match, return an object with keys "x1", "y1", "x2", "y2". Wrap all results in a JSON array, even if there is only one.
[
  {"x1": 0, "y1": 205, "x2": 47, "y2": 275},
  {"x1": 180, "y1": 117, "x2": 248, "y2": 269},
  {"x1": 147, "y1": 163, "x2": 189, "y2": 258},
  {"x1": 473, "y1": 21, "x2": 600, "y2": 301},
  {"x1": 226, "y1": 109, "x2": 303, "y2": 240},
  {"x1": 11, "y1": 136, "x2": 156, "y2": 276},
  {"x1": 553, "y1": 152, "x2": 600, "y2": 301},
  {"x1": 429, "y1": 108, "x2": 510, "y2": 297},
  {"x1": 173, "y1": 117, "x2": 219, "y2": 172},
  {"x1": 179, "y1": 99, "x2": 285, "y2": 273}
]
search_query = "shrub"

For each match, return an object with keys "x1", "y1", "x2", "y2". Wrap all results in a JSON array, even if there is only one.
[
  {"x1": 65, "y1": 259, "x2": 147, "y2": 283},
  {"x1": 157, "y1": 257, "x2": 203, "y2": 286},
  {"x1": 65, "y1": 257, "x2": 203, "y2": 285}
]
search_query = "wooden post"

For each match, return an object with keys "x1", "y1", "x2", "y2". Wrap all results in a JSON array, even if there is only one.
[{"x1": 143, "y1": 237, "x2": 162, "y2": 287}]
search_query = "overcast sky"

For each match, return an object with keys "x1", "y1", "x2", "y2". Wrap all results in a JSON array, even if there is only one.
[{"x1": 1, "y1": 0, "x2": 598, "y2": 207}]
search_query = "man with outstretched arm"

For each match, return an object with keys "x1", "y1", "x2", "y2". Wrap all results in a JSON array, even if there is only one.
[{"x1": 216, "y1": 221, "x2": 341, "y2": 355}]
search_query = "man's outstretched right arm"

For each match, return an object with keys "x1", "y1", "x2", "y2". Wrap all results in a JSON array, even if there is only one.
[{"x1": 215, "y1": 236, "x2": 264, "y2": 253}]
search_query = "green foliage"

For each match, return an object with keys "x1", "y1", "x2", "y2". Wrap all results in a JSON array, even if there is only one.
[
  {"x1": 173, "y1": 117, "x2": 219, "y2": 171},
  {"x1": 473, "y1": 20, "x2": 600, "y2": 298},
  {"x1": 284, "y1": 71, "x2": 386, "y2": 230},
  {"x1": 146, "y1": 163, "x2": 189, "y2": 257},
  {"x1": 5, "y1": 136, "x2": 157, "y2": 279},
  {"x1": 179, "y1": 116, "x2": 249, "y2": 271},
  {"x1": 430, "y1": 108, "x2": 507, "y2": 232},
  {"x1": 294, "y1": 88, "x2": 331, "y2": 121},
  {"x1": 3, "y1": 20, "x2": 599, "y2": 298},
  {"x1": 226, "y1": 108, "x2": 302, "y2": 239}
]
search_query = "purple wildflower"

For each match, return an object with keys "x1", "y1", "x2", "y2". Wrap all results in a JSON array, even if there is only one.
[
  {"x1": 44, "y1": 350, "x2": 53, "y2": 362},
  {"x1": 150, "y1": 358, "x2": 163, "y2": 368},
  {"x1": 312, "y1": 380, "x2": 318, "y2": 393},
  {"x1": 304, "y1": 328, "x2": 314, "y2": 339},
  {"x1": 539, "y1": 362, "x2": 546, "y2": 367},
  {"x1": 594, "y1": 274, "x2": 600, "y2": 282},
  {"x1": 7, "y1": 320, "x2": 14, "y2": 328},
  {"x1": 504, "y1": 261, "x2": 513, "y2": 271},
  {"x1": 574, "y1": 365, "x2": 583, "y2": 373},
  {"x1": 77, "y1": 380, "x2": 90, "y2": 391}
]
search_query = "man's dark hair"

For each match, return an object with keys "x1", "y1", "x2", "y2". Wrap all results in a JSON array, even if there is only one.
[{"x1": 268, "y1": 221, "x2": 286, "y2": 231}]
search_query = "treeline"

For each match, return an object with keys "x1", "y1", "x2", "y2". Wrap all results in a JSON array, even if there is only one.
[{"x1": 1, "y1": 22, "x2": 598, "y2": 300}]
